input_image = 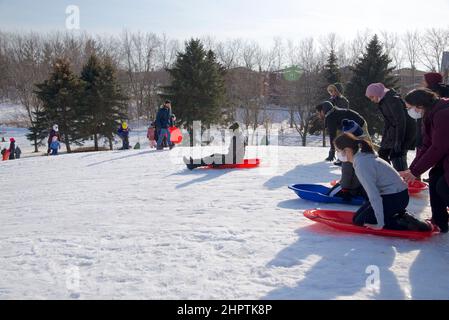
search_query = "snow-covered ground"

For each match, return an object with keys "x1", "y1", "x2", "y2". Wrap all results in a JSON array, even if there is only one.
[{"x1": 1, "y1": 139, "x2": 449, "y2": 300}]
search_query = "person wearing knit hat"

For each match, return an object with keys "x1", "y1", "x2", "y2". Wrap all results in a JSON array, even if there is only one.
[
  {"x1": 422, "y1": 72, "x2": 449, "y2": 98},
  {"x1": 342, "y1": 119, "x2": 364, "y2": 137},
  {"x1": 365, "y1": 83, "x2": 390, "y2": 103},
  {"x1": 328, "y1": 83, "x2": 350, "y2": 109},
  {"x1": 365, "y1": 83, "x2": 416, "y2": 172},
  {"x1": 316, "y1": 101, "x2": 367, "y2": 162}
]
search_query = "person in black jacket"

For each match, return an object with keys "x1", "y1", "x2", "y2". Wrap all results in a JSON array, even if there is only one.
[
  {"x1": 327, "y1": 83, "x2": 350, "y2": 109},
  {"x1": 366, "y1": 83, "x2": 416, "y2": 172},
  {"x1": 155, "y1": 100, "x2": 172, "y2": 150},
  {"x1": 8, "y1": 137, "x2": 16, "y2": 160},
  {"x1": 316, "y1": 101, "x2": 367, "y2": 162}
]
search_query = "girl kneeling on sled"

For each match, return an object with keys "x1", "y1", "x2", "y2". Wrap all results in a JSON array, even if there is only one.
[{"x1": 334, "y1": 133, "x2": 431, "y2": 231}]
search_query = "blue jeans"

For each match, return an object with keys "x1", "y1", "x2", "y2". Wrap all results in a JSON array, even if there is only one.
[
  {"x1": 157, "y1": 128, "x2": 171, "y2": 148},
  {"x1": 51, "y1": 148, "x2": 58, "y2": 156}
]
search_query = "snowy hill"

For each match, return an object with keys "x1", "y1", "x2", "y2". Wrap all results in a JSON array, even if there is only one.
[{"x1": 1, "y1": 145, "x2": 448, "y2": 300}]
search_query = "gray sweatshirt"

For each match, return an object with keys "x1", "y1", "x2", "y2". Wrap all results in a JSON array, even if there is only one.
[{"x1": 353, "y1": 152, "x2": 408, "y2": 226}]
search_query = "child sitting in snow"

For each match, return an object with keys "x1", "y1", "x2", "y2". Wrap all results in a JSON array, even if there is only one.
[
  {"x1": 50, "y1": 136, "x2": 61, "y2": 156},
  {"x1": 147, "y1": 122, "x2": 157, "y2": 148}
]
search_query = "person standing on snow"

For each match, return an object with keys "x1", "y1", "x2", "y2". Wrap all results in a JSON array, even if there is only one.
[
  {"x1": 366, "y1": 83, "x2": 416, "y2": 172},
  {"x1": 47, "y1": 125, "x2": 61, "y2": 155},
  {"x1": 327, "y1": 83, "x2": 350, "y2": 109},
  {"x1": 117, "y1": 122, "x2": 130, "y2": 150},
  {"x1": 147, "y1": 122, "x2": 157, "y2": 149},
  {"x1": 155, "y1": 100, "x2": 172, "y2": 150},
  {"x1": 8, "y1": 138, "x2": 16, "y2": 160},
  {"x1": 49, "y1": 136, "x2": 61, "y2": 155},
  {"x1": 400, "y1": 89, "x2": 449, "y2": 233}
]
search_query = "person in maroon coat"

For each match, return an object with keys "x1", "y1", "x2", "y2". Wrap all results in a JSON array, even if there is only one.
[{"x1": 400, "y1": 89, "x2": 449, "y2": 233}]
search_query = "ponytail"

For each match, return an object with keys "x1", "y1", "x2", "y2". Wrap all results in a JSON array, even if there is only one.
[{"x1": 334, "y1": 133, "x2": 374, "y2": 154}]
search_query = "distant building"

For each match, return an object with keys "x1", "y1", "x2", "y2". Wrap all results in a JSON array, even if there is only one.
[{"x1": 393, "y1": 68, "x2": 427, "y2": 94}]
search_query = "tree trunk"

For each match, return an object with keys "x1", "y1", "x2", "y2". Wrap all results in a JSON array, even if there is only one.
[
  {"x1": 322, "y1": 125, "x2": 326, "y2": 148},
  {"x1": 33, "y1": 137, "x2": 39, "y2": 153},
  {"x1": 108, "y1": 137, "x2": 113, "y2": 150},
  {"x1": 290, "y1": 109, "x2": 294, "y2": 128},
  {"x1": 64, "y1": 134, "x2": 71, "y2": 153},
  {"x1": 94, "y1": 134, "x2": 98, "y2": 151}
]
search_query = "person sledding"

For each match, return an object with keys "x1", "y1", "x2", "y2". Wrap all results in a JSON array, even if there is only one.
[
  {"x1": 183, "y1": 122, "x2": 247, "y2": 170},
  {"x1": 117, "y1": 122, "x2": 130, "y2": 150},
  {"x1": 334, "y1": 132, "x2": 431, "y2": 232},
  {"x1": 327, "y1": 120, "x2": 368, "y2": 202},
  {"x1": 47, "y1": 124, "x2": 61, "y2": 155}
]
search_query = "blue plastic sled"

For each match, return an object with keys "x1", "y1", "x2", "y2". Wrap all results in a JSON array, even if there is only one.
[{"x1": 288, "y1": 184, "x2": 365, "y2": 206}]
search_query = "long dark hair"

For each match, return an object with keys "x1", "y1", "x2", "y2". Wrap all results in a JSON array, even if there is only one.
[
  {"x1": 404, "y1": 89, "x2": 439, "y2": 111},
  {"x1": 334, "y1": 133, "x2": 374, "y2": 154}
]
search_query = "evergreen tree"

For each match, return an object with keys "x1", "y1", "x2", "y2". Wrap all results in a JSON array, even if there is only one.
[
  {"x1": 323, "y1": 49, "x2": 341, "y2": 85},
  {"x1": 98, "y1": 57, "x2": 128, "y2": 150},
  {"x1": 34, "y1": 58, "x2": 85, "y2": 153},
  {"x1": 162, "y1": 39, "x2": 226, "y2": 133},
  {"x1": 79, "y1": 55, "x2": 128, "y2": 151},
  {"x1": 26, "y1": 106, "x2": 48, "y2": 153},
  {"x1": 346, "y1": 35, "x2": 398, "y2": 135}
]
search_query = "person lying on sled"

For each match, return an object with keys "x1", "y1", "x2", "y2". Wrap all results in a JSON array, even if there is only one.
[{"x1": 183, "y1": 123, "x2": 247, "y2": 170}]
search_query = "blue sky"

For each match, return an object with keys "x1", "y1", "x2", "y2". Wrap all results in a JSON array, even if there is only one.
[{"x1": 1, "y1": 0, "x2": 449, "y2": 45}]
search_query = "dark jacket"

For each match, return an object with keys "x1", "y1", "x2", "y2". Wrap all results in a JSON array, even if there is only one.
[
  {"x1": 325, "y1": 107, "x2": 366, "y2": 150},
  {"x1": 117, "y1": 127, "x2": 129, "y2": 139},
  {"x1": 330, "y1": 95, "x2": 350, "y2": 109},
  {"x1": 48, "y1": 130, "x2": 61, "y2": 145},
  {"x1": 8, "y1": 141, "x2": 15, "y2": 160},
  {"x1": 428, "y1": 83, "x2": 449, "y2": 98},
  {"x1": 156, "y1": 107, "x2": 171, "y2": 129},
  {"x1": 378, "y1": 90, "x2": 415, "y2": 151},
  {"x1": 410, "y1": 98, "x2": 449, "y2": 185},
  {"x1": 340, "y1": 162, "x2": 362, "y2": 193}
]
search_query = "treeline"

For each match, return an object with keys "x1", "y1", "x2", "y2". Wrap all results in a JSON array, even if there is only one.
[{"x1": 0, "y1": 29, "x2": 448, "y2": 149}]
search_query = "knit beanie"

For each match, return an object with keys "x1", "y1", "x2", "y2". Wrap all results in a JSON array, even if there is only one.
[
  {"x1": 341, "y1": 119, "x2": 363, "y2": 137},
  {"x1": 366, "y1": 83, "x2": 389, "y2": 100},
  {"x1": 424, "y1": 72, "x2": 443, "y2": 87}
]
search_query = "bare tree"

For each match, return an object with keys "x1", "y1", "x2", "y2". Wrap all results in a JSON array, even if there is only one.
[
  {"x1": 403, "y1": 30, "x2": 421, "y2": 85},
  {"x1": 419, "y1": 28, "x2": 449, "y2": 72},
  {"x1": 121, "y1": 30, "x2": 162, "y2": 121},
  {"x1": 380, "y1": 31, "x2": 404, "y2": 70}
]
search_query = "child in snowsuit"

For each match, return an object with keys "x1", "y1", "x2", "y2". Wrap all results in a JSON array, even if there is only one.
[
  {"x1": 48, "y1": 124, "x2": 61, "y2": 155},
  {"x1": 147, "y1": 122, "x2": 157, "y2": 148},
  {"x1": 117, "y1": 122, "x2": 130, "y2": 150},
  {"x1": 1, "y1": 148, "x2": 10, "y2": 161},
  {"x1": 50, "y1": 136, "x2": 61, "y2": 155},
  {"x1": 183, "y1": 123, "x2": 247, "y2": 170}
]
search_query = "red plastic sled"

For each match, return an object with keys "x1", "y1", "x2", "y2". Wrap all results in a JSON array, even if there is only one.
[
  {"x1": 330, "y1": 180, "x2": 428, "y2": 195},
  {"x1": 169, "y1": 127, "x2": 183, "y2": 144},
  {"x1": 304, "y1": 209, "x2": 438, "y2": 240},
  {"x1": 207, "y1": 159, "x2": 260, "y2": 169},
  {"x1": 408, "y1": 180, "x2": 428, "y2": 194}
]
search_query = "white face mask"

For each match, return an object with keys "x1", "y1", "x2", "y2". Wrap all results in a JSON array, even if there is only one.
[
  {"x1": 337, "y1": 151, "x2": 348, "y2": 163},
  {"x1": 407, "y1": 107, "x2": 423, "y2": 120}
]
